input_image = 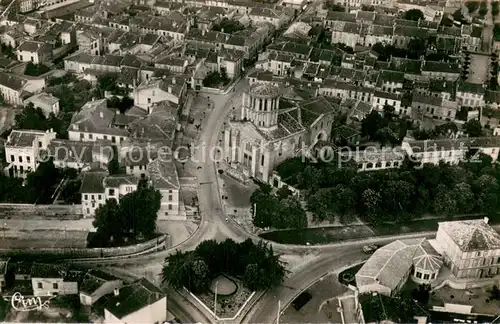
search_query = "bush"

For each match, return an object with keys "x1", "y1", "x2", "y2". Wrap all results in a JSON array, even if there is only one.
[{"x1": 24, "y1": 62, "x2": 50, "y2": 76}]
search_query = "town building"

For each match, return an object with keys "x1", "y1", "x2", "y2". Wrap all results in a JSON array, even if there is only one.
[
  {"x1": 147, "y1": 158, "x2": 182, "y2": 219},
  {"x1": 31, "y1": 263, "x2": 79, "y2": 297},
  {"x1": 103, "y1": 278, "x2": 167, "y2": 324},
  {"x1": 356, "y1": 238, "x2": 443, "y2": 296},
  {"x1": 79, "y1": 270, "x2": 123, "y2": 306},
  {"x1": 223, "y1": 83, "x2": 337, "y2": 182},
  {"x1": 4, "y1": 129, "x2": 57, "y2": 178},
  {"x1": 24, "y1": 92, "x2": 60, "y2": 118},
  {"x1": 432, "y1": 217, "x2": 500, "y2": 279},
  {"x1": 16, "y1": 40, "x2": 52, "y2": 64}
]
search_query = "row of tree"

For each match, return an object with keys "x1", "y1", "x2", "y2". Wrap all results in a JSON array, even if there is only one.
[
  {"x1": 276, "y1": 151, "x2": 500, "y2": 224},
  {"x1": 162, "y1": 239, "x2": 286, "y2": 292},
  {"x1": 90, "y1": 186, "x2": 161, "y2": 247}
]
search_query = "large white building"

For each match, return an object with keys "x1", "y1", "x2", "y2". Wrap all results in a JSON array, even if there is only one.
[
  {"x1": 147, "y1": 158, "x2": 182, "y2": 220},
  {"x1": 223, "y1": 83, "x2": 338, "y2": 182},
  {"x1": 4, "y1": 129, "x2": 56, "y2": 178},
  {"x1": 432, "y1": 217, "x2": 500, "y2": 279}
]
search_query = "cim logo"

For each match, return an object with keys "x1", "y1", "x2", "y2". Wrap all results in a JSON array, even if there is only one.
[{"x1": 10, "y1": 292, "x2": 55, "y2": 312}]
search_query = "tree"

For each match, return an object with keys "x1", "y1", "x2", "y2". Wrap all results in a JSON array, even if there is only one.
[
  {"x1": 411, "y1": 284, "x2": 431, "y2": 305},
  {"x1": 489, "y1": 285, "x2": 500, "y2": 300},
  {"x1": 464, "y1": 119, "x2": 483, "y2": 137},
  {"x1": 452, "y1": 182, "x2": 474, "y2": 213},
  {"x1": 479, "y1": 1, "x2": 488, "y2": 16},
  {"x1": 325, "y1": 1, "x2": 345, "y2": 11},
  {"x1": 92, "y1": 187, "x2": 161, "y2": 245},
  {"x1": 24, "y1": 62, "x2": 50, "y2": 77},
  {"x1": 407, "y1": 38, "x2": 426, "y2": 57},
  {"x1": 0, "y1": 296, "x2": 9, "y2": 321},
  {"x1": 433, "y1": 184, "x2": 458, "y2": 216},
  {"x1": 203, "y1": 71, "x2": 223, "y2": 87},
  {"x1": 97, "y1": 73, "x2": 118, "y2": 95},
  {"x1": 212, "y1": 19, "x2": 245, "y2": 34},
  {"x1": 493, "y1": 1, "x2": 500, "y2": 16},
  {"x1": 361, "y1": 189, "x2": 382, "y2": 222},
  {"x1": 403, "y1": 9, "x2": 424, "y2": 21},
  {"x1": 276, "y1": 185, "x2": 292, "y2": 199},
  {"x1": 108, "y1": 146, "x2": 120, "y2": 175},
  {"x1": 220, "y1": 67, "x2": 229, "y2": 85},
  {"x1": 281, "y1": 197, "x2": 307, "y2": 228},
  {"x1": 466, "y1": 1, "x2": 480, "y2": 13}
]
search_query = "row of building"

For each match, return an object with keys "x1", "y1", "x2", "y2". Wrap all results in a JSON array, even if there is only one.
[{"x1": 0, "y1": 259, "x2": 167, "y2": 324}]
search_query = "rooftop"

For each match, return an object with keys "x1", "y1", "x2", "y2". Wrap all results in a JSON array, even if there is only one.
[
  {"x1": 104, "y1": 174, "x2": 139, "y2": 188},
  {"x1": 439, "y1": 218, "x2": 500, "y2": 252},
  {"x1": 249, "y1": 82, "x2": 280, "y2": 99},
  {"x1": 356, "y1": 238, "x2": 441, "y2": 292},
  {"x1": 147, "y1": 158, "x2": 179, "y2": 190},
  {"x1": 79, "y1": 269, "x2": 121, "y2": 295},
  {"x1": 80, "y1": 171, "x2": 107, "y2": 194},
  {"x1": 104, "y1": 278, "x2": 164, "y2": 319},
  {"x1": 6, "y1": 129, "x2": 48, "y2": 147},
  {"x1": 31, "y1": 263, "x2": 69, "y2": 279}
]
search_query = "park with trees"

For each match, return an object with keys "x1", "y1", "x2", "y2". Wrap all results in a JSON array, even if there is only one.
[
  {"x1": 162, "y1": 239, "x2": 286, "y2": 292},
  {"x1": 272, "y1": 151, "x2": 500, "y2": 226},
  {"x1": 89, "y1": 187, "x2": 161, "y2": 247}
]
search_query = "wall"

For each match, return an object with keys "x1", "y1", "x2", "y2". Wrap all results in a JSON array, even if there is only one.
[
  {"x1": 0, "y1": 235, "x2": 167, "y2": 259},
  {"x1": 0, "y1": 204, "x2": 83, "y2": 219}
]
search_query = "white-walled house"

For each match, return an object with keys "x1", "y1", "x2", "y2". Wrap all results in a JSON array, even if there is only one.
[
  {"x1": 103, "y1": 175, "x2": 139, "y2": 201},
  {"x1": 104, "y1": 278, "x2": 167, "y2": 324},
  {"x1": 24, "y1": 92, "x2": 60, "y2": 117},
  {"x1": 79, "y1": 270, "x2": 123, "y2": 306},
  {"x1": 4, "y1": 129, "x2": 56, "y2": 178},
  {"x1": 49, "y1": 139, "x2": 113, "y2": 170},
  {"x1": 68, "y1": 99, "x2": 129, "y2": 144},
  {"x1": 133, "y1": 76, "x2": 187, "y2": 112},
  {"x1": 16, "y1": 40, "x2": 52, "y2": 64},
  {"x1": 80, "y1": 171, "x2": 107, "y2": 217},
  {"x1": 147, "y1": 158, "x2": 182, "y2": 219},
  {"x1": 31, "y1": 263, "x2": 78, "y2": 297}
]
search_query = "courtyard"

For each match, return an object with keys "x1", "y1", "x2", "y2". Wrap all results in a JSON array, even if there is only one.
[{"x1": 467, "y1": 53, "x2": 490, "y2": 84}]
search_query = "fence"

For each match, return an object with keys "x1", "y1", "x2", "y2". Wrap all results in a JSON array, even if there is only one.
[
  {"x1": 0, "y1": 235, "x2": 167, "y2": 259},
  {"x1": 0, "y1": 203, "x2": 82, "y2": 219}
]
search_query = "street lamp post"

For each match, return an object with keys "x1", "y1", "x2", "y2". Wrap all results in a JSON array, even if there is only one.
[{"x1": 214, "y1": 281, "x2": 218, "y2": 318}]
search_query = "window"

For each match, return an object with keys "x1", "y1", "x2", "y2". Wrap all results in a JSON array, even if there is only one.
[
  {"x1": 10, "y1": 155, "x2": 14, "y2": 162},
  {"x1": 168, "y1": 204, "x2": 172, "y2": 210},
  {"x1": 261, "y1": 155, "x2": 264, "y2": 166},
  {"x1": 91, "y1": 195, "x2": 95, "y2": 200},
  {"x1": 147, "y1": 98, "x2": 151, "y2": 104},
  {"x1": 19, "y1": 166, "x2": 23, "y2": 173},
  {"x1": 89, "y1": 134, "x2": 93, "y2": 139},
  {"x1": 37, "y1": 282, "x2": 42, "y2": 288},
  {"x1": 18, "y1": 156, "x2": 22, "y2": 163},
  {"x1": 431, "y1": 273, "x2": 436, "y2": 279},
  {"x1": 109, "y1": 189, "x2": 115, "y2": 196},
  {"x1": 27, "y1": 156, "x2": 30, "y2": 163},
  {"x1": 84, "y1": 194, "x2": 88, "y2": 200},
  {"x1": 98, "y1": 194, "x2": 102, "y2": 200},
  {"x1": 416, "y1": 272, "x2": 422, "y2": 279},
  {"x1": 168, "y1": 195, "x2": 172, "y2": 201},
  {"x1": 423, "y1": 273, "x2": 429, "y2": 280},
  {"x1": 53, "y1": 283, "x2": 58, "y2": 289},
  {"x1": 80, "y1": 133, "x2": 84, "y2": 139},
  {"x1": 169, "y1": 190, "x2": 172, "y2": 193}
]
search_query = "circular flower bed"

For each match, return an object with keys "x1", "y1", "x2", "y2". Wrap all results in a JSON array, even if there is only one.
[{"x1": 209, "y1": 274, "x2": 238, "y2": 296}]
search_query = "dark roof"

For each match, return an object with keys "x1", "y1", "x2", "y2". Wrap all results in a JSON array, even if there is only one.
[
  {"x1": 79, "y1": 269, "x2": 121, "y2": 295},
  {"x1": 31, "y1": 263, "x2": 69, "y2": 278},
  {"x1": 458, "y1": 82, "x2": 485, "y2": 94},
  {"x1": 104, "y1": 278, "x2": 164, "y2": 319},
  {"x1": 0, "y1": 72, "x2": 25, "y2": 90},
  {"x1": 80, "y1": 171, "x2": 107, "y2": 194}
]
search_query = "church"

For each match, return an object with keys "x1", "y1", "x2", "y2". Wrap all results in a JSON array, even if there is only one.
[{"x1": 222, "y1": 82, "x2": 339, "y2": 182}]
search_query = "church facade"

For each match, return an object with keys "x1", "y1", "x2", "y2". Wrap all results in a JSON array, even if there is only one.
[{"x1": 222, "y1": 82, "x2": 338, "y2": 182}]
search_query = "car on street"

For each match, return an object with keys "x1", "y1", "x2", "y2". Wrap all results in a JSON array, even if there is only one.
[{"x1": 363, "y1": 244, "x2": 379, "y2": 254}]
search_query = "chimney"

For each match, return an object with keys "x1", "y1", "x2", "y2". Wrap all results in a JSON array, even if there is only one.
[
  {"x1": 484, "y1": 217, "x2": 489, "y2": 224},
  {"x1": 168, "y1": 85, "x2": 172, "y2": 93},
  {"x1": 92, "y1": 97, "x2": 95, "y2": 101},
  {"x1": 459, "y1": 239, "x2": 464, "y2": 246},
  {"x1": 172, "y1": 77, "x2": 176, "y2": 85},
  {"x1": 99, "y1": 111, "x2": 104, "y2": 118},
  {"x1": 114, "y1": 288, "x2": 119, "y2": 296},
  {"x1": 221, "y1": 28, "x2": 224, "y2": 33},
  {"x1": 202, "y1": 29, "x2": 206, "y2": 36}
]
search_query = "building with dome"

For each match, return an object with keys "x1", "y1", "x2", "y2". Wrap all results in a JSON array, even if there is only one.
[
  {"x1": 222, "y1": 82, "x2": 338, "y2": 182},
  {"x1": 355, "y1": 238, "x2": 443, "y2": 297}
]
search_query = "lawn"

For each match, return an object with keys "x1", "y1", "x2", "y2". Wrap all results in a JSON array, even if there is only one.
[{"x1": 259, "y1": 215, "x2": 498, "y2": 245}]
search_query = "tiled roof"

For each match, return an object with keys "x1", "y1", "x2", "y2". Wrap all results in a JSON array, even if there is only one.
[
  {"x1": 104, "y1": 174, "x2": 138, "y2": 188},
  {"x1": 147, "y1": 159, "x2": 179, "y2": 190},
  {"x1": 439, "y1": 219, "x2": 500, "y2": 252},
  {"x1": 6, "y1": 129, "x2": 47, "y2": 147},
  {"x1": 31, "y1": 263, "x2": 69, "y2": 279},
  {"x1": 0, "y1": 72, "x2": 26, "y2": 91},
  {"x1": 79, "y1": 269, "x2": 121, "y2": 295},
  {"x1": 356, "y1": 238, "x2": 439, "y2": 292},
  {"x1": 104, "y1": 278, "x2": 164, "y2": 319},
  {"x1": 80, "y1": 171, "x2": 107, "y2": 194}
]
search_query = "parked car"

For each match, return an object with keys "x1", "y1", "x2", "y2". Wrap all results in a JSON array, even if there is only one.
[{"x1": 363, "y1": 244, "x2": 379, "y2": 254}]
